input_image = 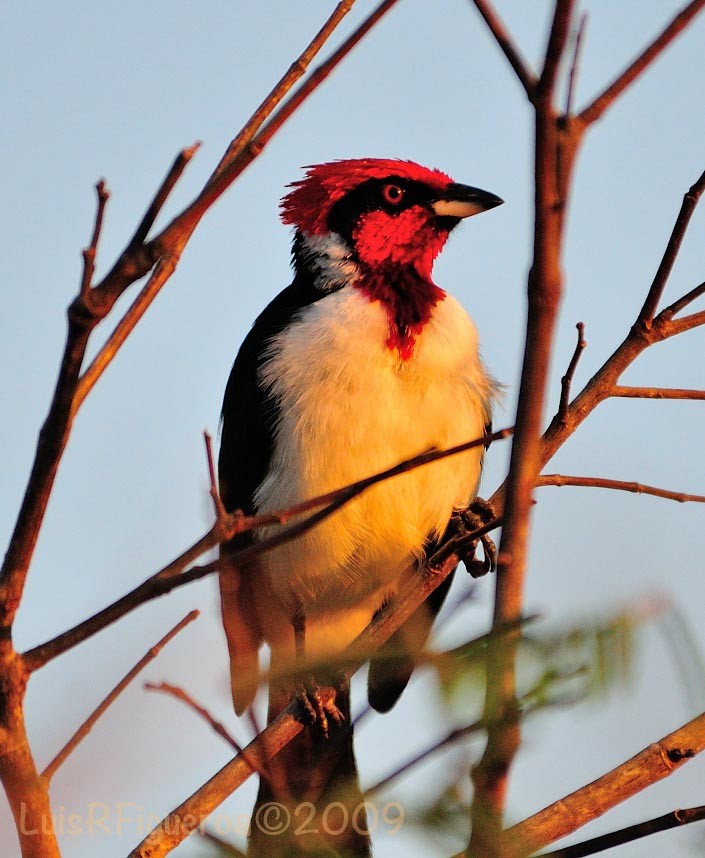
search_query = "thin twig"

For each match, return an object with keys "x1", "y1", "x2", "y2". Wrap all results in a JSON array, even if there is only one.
[
  {"x1": 508, "y1": 710, "x2": 705, "y2": 855},
  {"x1": 204, "y1": 430, "x2": 226, "y2": 521},
  {"x1": 367, "y1": 717, "x2": 486, "y2": 795},
  {"x1": 80, "y1": 180, "x2": 110, "y2": 298},
  {"x1": 660, "y1": 279, "x2": 705, "y2": 317},
  {"x1": 144, "y1": 682, "x2": 279, "y2": 802},
  {"x1": 558, "y1": 322, "x2": 586, "y2": 421},
  {"x1": 42, "y1": 611, "x2": 198, "y2": 782},
  {"x1": 538, "y1": 805, "x2": 705, "y2": 857},
  {"x1": 637, "y1": 170, "x2": 705, "y2": 323},
  {"x1": 144, "y1": 682, "x2": 244, "y2": 754},
  {"x1": 564, "y1": 13, "x2": 588, "y2": 117},
  {"x1": 537, "y1": 474, "x2": 705, "y2": 504},
  {"x1": 0, "y1": 200, "x2": 103, "y2": 628},
  {"x1": 611, "y1": 385, "x2": 705, "y2": 400},
  {"x1": 470, "y1": 0, "x2": 538, "y2": 100},
  {"x1": 23, "y1": 429, "x2": 511, "y2": 672},
  {"x1": 209, "y1": 0, "x2": 357, "y2": 181},
  {"x1": 579, "y1": 0, "x2": 705, "y2": 126},
  {"x1": 540, "y1": 1, "x2": 576, "y2": 97},
  {"x1": 123, "y1": 143, "x2": 201, "y2": 262}
]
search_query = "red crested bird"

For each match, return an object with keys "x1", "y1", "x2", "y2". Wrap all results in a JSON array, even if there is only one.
[{"x1": 218, "y1": 158, "x2": 502, "y2": 856}]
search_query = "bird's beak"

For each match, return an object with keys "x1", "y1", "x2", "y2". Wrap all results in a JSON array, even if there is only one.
[{"x1": 432, "y1": 183, "x2": 504, "y2": 219}]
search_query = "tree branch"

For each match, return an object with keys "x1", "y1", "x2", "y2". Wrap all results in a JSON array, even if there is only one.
[
  {"x1": 538, "y1": 805, "x2": 705, "y2": 857},
  {"x1": 579, "y1": 0, "x2": 705, "y2": 126},
  {"x1": 508, "y1": 710, "x2": 705, "y2": 855},
  {"x1": 611, "y1": 385, "x2": 705, "y2": 400},
  {"x1": 637, "y1": 170, "x2": 705, "y2": 324},
  {"x1": 469, "y1": 0, "x2": 538, "y2": 100},
  {"x1": 564, "y1": 14, "x2": 587, "y2": 117},
  {"x1": 144, "y1": 682, "x2": 242, "y2": 753},
  {"x1": 42, "y1": 611, "x2": 198, "y2": 782},
  {"x1": 537, "y1": 474, "x2": 705, "y2": 504},
  {"x1": 557, "y1": 322, "x2": 587, "y2": 421}
]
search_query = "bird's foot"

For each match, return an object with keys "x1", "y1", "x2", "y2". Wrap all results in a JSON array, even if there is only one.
[
  {"x1": 452, "y1": 497, "x2": 497, "y2": 578},
  {"x1": 295, "y1": 680, "x2": 344, "y2": 739}
]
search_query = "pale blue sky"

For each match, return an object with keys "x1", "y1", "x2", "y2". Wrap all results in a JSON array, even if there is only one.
[{"x1": 2, "y1": 2, "x2": 704, "y2": 856}]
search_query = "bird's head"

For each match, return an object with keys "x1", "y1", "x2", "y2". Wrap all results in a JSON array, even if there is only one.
[{"x1": 281, "y1": 158, "x2": 503, "y2": 280}]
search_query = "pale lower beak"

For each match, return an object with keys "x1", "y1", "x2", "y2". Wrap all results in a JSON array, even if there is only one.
[{"x1": 432, "y1": 183, "x2": 504, "y2": 219}]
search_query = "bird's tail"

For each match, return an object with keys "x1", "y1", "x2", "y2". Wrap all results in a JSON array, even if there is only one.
[{"x1": 248, "y1": 676, "x2": 371, "y2": 858}]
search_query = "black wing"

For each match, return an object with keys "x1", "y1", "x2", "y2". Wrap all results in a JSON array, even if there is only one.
[{"x1": 218, "y1": 271, "x2": 330, "y2": 528}]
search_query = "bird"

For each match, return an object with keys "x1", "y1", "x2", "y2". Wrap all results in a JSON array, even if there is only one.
[{"x1": 218, "y1": 158, "x2": 502, "y2": 856}]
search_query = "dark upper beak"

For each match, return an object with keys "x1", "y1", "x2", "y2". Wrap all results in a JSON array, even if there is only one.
[{"x1": 431, "y1": 183, "x2": 504, "y2": 219}]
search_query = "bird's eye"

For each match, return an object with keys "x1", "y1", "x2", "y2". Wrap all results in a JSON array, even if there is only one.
[{"x1": 382, "y1": 183, "x2": 404, "y2": 205}]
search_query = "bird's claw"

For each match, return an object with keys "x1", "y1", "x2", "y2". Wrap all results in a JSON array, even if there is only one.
[
  {"x1": 296, "y1": 680, "x2": 343, "y2": 739},
  {"x1": 452, "y1": 498, "x2": 497, "y2": 578}
]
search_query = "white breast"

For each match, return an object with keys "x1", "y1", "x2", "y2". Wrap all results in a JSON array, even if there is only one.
[{"x1": 255, "y1": 286, "x2": 495, "y2": 616}]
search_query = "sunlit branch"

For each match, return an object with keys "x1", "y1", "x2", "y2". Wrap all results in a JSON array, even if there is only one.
[
  {"x1": 579, "y1": 0, "x2": 705, "y2": 126},
  {"x1": 537, "y1": 474, "x2": 705, "y2": 504}
]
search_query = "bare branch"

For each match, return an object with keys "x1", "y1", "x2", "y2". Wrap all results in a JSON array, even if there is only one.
[
  {"x1": 539, "y1": 1, "x2": 577, "y2": 97},
  {"x1": 42, "y1": 611, "x2": 198, "y2": 782},
  {"x1": 367, "y1": 716, "x2": 485, "y2": 795},
  {"x1": 144, "y1": 681, "x2": 242, "y2": 753},
  {"x1": 557, "y1": 322, "x2": 587, "y2": 421},
  {"x1": 537, "y1": 474, "x2": 705, "y2": 505},
  {"x1": 579, "y1": 0, "x2": 705, "y2": 126},
  {"x1": 203, "y1": 430, "x2": 227, "y2": 522},
  {"x1": 564, "y1": 14, "x2": 588, "y2": 117},
  {"x1": 509, "y1": 710, "x2": 705, "y2": 855},
  {"x1": 79, "y1": 180, "x2": 110, "y2": 298},
  {"x1": 661, "y1": 279, "x2": 705, "y2": 318},
  {"x1": 0, "y1": 212, "x2": 101, "y2": 628},
  {"x1": 611, "y1": 385, "x2": 705, "y2": 401},
  {"x1": 73, "y1": 252, "x2": 178, "y2": 413},
  {"x1": 538, "y1": 805, "x2": 705, "y2": 857},
  {"x1": 22, "y1": 429, "x2": 512, "y2": 671},
  {"x1": 637, "y1": 170, "x2": 705, "y2": 323},
  {"x1": 662, "y1": 308, "x2": 705, "y2": 337},
  {"x1": 469, "y1": 0, "x2": 538, "y2": 100},
  {"x1": 122, "y1": 143, "x2": 201, "y2": 268},
  {"x1": 209, "y1": 0, "x2": 358, "y2": 180}
]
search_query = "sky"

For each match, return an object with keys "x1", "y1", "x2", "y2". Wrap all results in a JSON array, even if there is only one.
[{"x1": 2, "y1": 1, "x2": 705, "y2": 856}]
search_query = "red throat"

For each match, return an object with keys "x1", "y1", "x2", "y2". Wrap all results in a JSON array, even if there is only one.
[{"x1": 352, "y1": 207, "x2": 448, "y2": 359}]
